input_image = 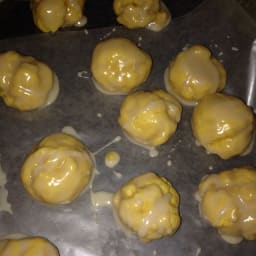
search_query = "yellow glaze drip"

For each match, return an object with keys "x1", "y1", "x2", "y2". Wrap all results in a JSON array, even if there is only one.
[
  {"x1": 118, "y1": 89, "x2": 182, "y2": 147},
  {"x1": 192, "y1": 93, "x2": 255, "y2": 159},
  {"x1": 165, "y1": 45, "x2": 226, "y2": 105},
  {"x1": 31, "y1": 0, "x2": 86, "y2": 33},
  {"x1": 0, "y1": 237, "x2": 59, "y2": 256},
  {"x1": 105, "y1": 151, "x2": 120, "y2": 168},
  {"x1": 197, "y1": 167, "x2": 256, "y2": 243},
  {"x1": 21, "y1": 133, "x2": 94, "y2": 204},
  {"x1": 113, "y1": 0, "x2": 171, "y2": 31},
  {"x1": 91, "y1": 37, "x2": 152, "y2": 95},
  {"x1": 0, "y1": 51, "x2": 57, "y2": 111},
  {"x1": 113, "y1": 172, "x2": 180, "y2": 242}
]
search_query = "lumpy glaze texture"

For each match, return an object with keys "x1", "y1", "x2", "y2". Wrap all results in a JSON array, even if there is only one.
[
  {"x1": 191, "y1": 93, "x2": 255, "y2": 159},
  {"x1": 32, "y1": 0, "x2": 86, "y2": 32},
  {"x1": 0, "y1": 237, "x2": 59, "y2": 256},
  {"x1": 21, "y1": 133, "x2": 94, "y2": 204},
  {"x1": 113, "y1": 0, "x2": 171, "y2": 31},
  {"x1": 91, "y1": 37, "x2": 152, "y2": 95},
  {"x1": 0, "y1": 51, "x2": 57, "y2": 111},
  {"x1": 113, "y1": 172, "x2": 180, "y2": 242},
  {"x1": 165, "y1": 45, "x2": 226, "y2": 105},
  {"x1": 197, "y1": 167, "x2": 256, "y2": 243},
  {"x1": 118, "y1": 89, "x2": 182, "y2": 147}
]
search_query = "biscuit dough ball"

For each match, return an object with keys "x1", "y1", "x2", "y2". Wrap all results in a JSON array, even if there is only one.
[
  {"x1": 0, "y1": 237, "x2": 59, "y2": 256},
  {"x1": 113, "y1": 0, "x2": 171, "y2": 31},
  {"x1": 21, "y1": 133, "x2": 94, "y2": 204},
  {"x1": 196, "y1": 167, "x2": 256, "y2": 244},
  {"x1": 192, "y1": 93, "x2": 255, "y2": 159},
  {"x1": 91, "y1": 37, "x2": 152, "y2": 95},
  {"x1": 118, "y1": 89, "x2": 182, "y2": 147},
  {"x1": 31, "y1": 0, "x2": 86, "y2": 33},
  {"x1": 164, "y1": 45, "x2": 226, "y2": 106},
  {"x1": 113, "y1": 172, "x2": 180, "y2": 242},
  {"x1": 0, "y1": 51, "x2": 59, "y2": 111}
]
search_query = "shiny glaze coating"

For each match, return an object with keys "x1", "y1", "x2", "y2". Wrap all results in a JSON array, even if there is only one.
[
  {"x1": 0, "y1": 237, "x2": 59, "y2": 256},
  {"x1": 192, "y1": 93, "x2": 255, "y2": 159},
  {"x1": 113, "y1": 172, "x2": 180, "y2": 242},
  {"x1": 21, "y1": 133, "x2": 94, "y2": 204},
  {"x1": 196, "y1": 167, "x2": 256, "y2": 243},
  {"x1": 31, "y1": 0, "x2": 86, "y2": 32},
  {"x1": 113, "y1": 0, "x2": 171, "y2": 31},
  {"x1": 118, "y1": 89, "x2": 182, "y2": 147},
  {"x1": 91, "y1": 37, "x2": 152, "y2": 95},
  {"x1": 165, "y1": 45, "x2": 226, "y2": 105},
  {"x1": 0, "y1": 51, "x2": 55, "y2": 111}
]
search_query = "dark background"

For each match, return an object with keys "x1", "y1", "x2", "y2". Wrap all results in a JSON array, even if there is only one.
[{"x1": 0, "y1": 0, "x2": 204, "y2": 39}]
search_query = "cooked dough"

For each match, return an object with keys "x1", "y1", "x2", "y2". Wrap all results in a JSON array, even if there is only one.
[
  {"x1": 113, "y1": 0, "x2": 171, "y2": 31},
  {"x1": 21, "y1": 133, "x2": 94, "y2": 204},
  {"x1": 164, "y1": 45, "x2": 226, "y2": 105},
  {"x1": 196, "y1": 167, "x2": 256, "y2": 244},
  {"x1": 0, "y1": 237, "x2": 59, "y2": 255},
  {"x1": 118, "y1": 89, "x2": 182, "y2": 147},
  {"x1": 91, "y1": 37, "x2": 152, "y2": 95},
  {"x1": 191, "y1": 93, "x2": 255, "y2": 159},
  {"x1": 113, "y1": 172, "x2": 180, "y2": 242},
  {"x1": 0, "y1": 51, "x2": 59, "y2": 111},
  {"x1": 31, "y1": 0, "x2": 86, "y2": 32}
]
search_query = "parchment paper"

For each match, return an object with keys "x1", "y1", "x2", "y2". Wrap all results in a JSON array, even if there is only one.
[{"x1": 0, "y1": 0, "x2": 256, "y2": 255}]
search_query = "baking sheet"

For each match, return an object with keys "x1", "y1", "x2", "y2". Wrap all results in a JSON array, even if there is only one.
[{"x1": 0, "y1": 0, "x2": 256, "y2": 255}]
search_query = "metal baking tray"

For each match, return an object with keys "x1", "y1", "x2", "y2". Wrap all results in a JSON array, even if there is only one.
[{"x1": 0, "y1": 0, "x2": 256, "y2": 255}]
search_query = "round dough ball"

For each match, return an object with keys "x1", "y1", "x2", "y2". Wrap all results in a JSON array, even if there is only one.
[
  {"x1": 0, "y1": 51, "x2": 59, "y2": 111},
  {"x1": 113, "y1": 0, "x2": 171, "y2": 31},
  {"x1": 91, "y1": 37, "x2": 152, "y2": 95},
  {"x1": 164, "y1": 45, "x2": 226, "y2": 105},
  {"x1": 32, "y1": 0, "x2": 86, "y2": 33},
  {"x1": 113, "y1": 172, "x2": 180, "y2": 242},
  {"x1": 196, "y1": 167, "x2": 256, "y2": 244},
  {"x1": 0, "y1": 237, "x2": 59, "y2": 255},
  {"x1": 21, "y1": 133, "x2": 94, "y2": 204},
  {"x1": 191, "y1": 93, "x2": 255, "y2": 159},
  {"x1": 118, "y1": 89, "x2": 182, "y2": 147}
]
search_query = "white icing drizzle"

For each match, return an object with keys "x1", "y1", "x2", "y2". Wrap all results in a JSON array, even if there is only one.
[
  {"x1": 146, "y1": 1, "x2": 171, "y2": 32},
  {"x1": 93, "y1": 136, "x2": 122, "y2": 156},
  {"x1": 74, "y1": 16, "x2": 87, "y2": 27},
  {"x1": 61, "y1": 126, "x2": 82, "y2": 140},
  {"x1": 195, "y1": 247, "x2": 201, "y2": 256},
  {"x1": 77, "y1": 70, "x2": 89, "y2": 79},
  {"x1": 0, "y1": 163, "x2": 12, "y2": 214},
  {"x1": 45, "y1": 73, "x2": 60, "y2": 107},
  {"x1": 123, "y1": 132, "x2": 159, "y2": 158},
  {"x1": 92, "y1": 77, "x2": 128, "y2": 95},
  {"x1": 113, "y1": 170, "x2": 123, "y2": 179},
  {"x1": 90, "y1": 191, "x2": 113, "y2": 208},
  {"x1": 167, "y1": 160, "x2": 172, "y2": 167}
]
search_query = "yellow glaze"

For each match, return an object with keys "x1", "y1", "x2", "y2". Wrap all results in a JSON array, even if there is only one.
[
  {"x1": 113, "y1": 0, "x2": 171, "y2": 31},
  {"x1": 192, "y1": 93, "x2": 255, "y2": 159},
  {"x1": 0, "y1": 237, "x2": 59, "y2": 255},
  {"x1": 165, "y1": 45, "x2": 226, "y2": 105},
  {"x1": 0, "y1": 51, "x2": 57, "y2": 111},
  {"x1": 197, "y1": 167, "x2": 256, "y2": 243},
  {"x1": 31, "y1": 0, "x2": 86, "y2": 33},
  {"x1": 118, "y1": 89, "x2": 182, "y2": 147},
  {"x1": 113, "y1": 172, "x2": 180, "y2": 242},
  {"x1": 91, "y1": 37, "x2": 152, "y2": 95},
  {"x1": 21, "y1": 133, "x2": 94, "y2": 204},
  {"x1": 105, "y1": 151, "x2": 120, "y2": 168}
]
